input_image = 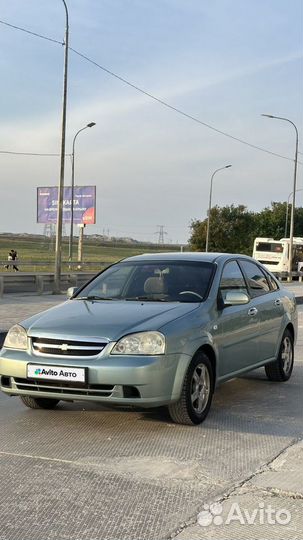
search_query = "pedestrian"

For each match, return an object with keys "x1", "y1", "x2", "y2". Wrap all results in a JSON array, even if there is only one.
[
  {"x1": 11, "y1": 249, "x2": 19, "y2": 271},
  {"x1": 4, "y1": 249, "x2": 19, "y2": 271},
  {"x1": 4, "y1": 250, "x2": 13, "y2": 270}
]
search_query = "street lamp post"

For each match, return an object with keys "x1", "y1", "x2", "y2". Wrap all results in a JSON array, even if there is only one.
[
  {"x1": 285, "y1": 188, "x2": 303, "y2": 238},
  {"x1": 262, "y1": 115, "x2": 299, "y2": 281},
  {"x1": 69, "y1": 122, "x2": 96, "y2": 262},
  {"x1": 205, "y1": 165, "x2": 232, "y2": 252},
  {"x1": 54, "y1": 0, "x2": 69, "y2": 293}
]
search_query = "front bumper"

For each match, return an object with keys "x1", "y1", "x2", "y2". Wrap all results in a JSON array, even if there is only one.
[{"x1": 0, "y1": 348, "x2": 191, "y2": 407}]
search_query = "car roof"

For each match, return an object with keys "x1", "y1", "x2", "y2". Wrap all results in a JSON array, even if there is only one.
[{"x1": 121, "y1": 252, "x2": 254, "y2": 264}]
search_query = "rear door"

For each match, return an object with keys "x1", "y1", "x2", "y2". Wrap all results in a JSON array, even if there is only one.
[{"x1": 239, "y1": 260, "x2": 283, "y2": 361}]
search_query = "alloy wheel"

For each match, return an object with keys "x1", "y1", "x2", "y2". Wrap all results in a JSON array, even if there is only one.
[{"x1": 190, "y1": 363, "x2": 210, "y2": 414}]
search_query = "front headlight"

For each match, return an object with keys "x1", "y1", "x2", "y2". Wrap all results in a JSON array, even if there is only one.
[
  {"x1": 111, "y1": 331, "x2": 165, "y2": 355},
  {"x1": 4, "y1": 324, "x2": 28, "y2": 350}
]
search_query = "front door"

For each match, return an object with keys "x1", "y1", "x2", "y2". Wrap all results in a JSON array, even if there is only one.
[{"x1": 216, "y1": 260, "x2": 260, "y2": 378}]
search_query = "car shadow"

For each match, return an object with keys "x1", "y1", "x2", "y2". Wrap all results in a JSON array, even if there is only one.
[
  {"x1": 4, "y1": 364, "x2": 301, "y2": 440},
  {"x1": 135, "y1": 364, "x2": 303, "y2": 438}
]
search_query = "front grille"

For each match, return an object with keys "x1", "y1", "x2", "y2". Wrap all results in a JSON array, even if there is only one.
[
  {"x1": 14, "y1": 378, "x2": 114, "y2": 397},
  {"x1": 31, "y1": 337, "x2": 107, "y2": 358}
]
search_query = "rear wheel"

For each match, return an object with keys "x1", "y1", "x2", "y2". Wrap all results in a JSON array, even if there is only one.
[
  {"x1": 19, "y1": 396, "x2": 60, "y2": 409},
  {"x1": 168, "y1": 352, "x2": 214, "y2": 425},
  {"x1": 265, "y1": 329, "x2": 294, "y2": 382}
]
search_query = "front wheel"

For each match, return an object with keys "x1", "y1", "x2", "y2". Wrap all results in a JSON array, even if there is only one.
[
  {"x1": 19, "y1": 396, "x2": 60, "y2": 409},
  {"x1": 168, "y1": 352, "x2": 214, "y2": 425},
  {"x1": 265, "y1": 329, "x2": 294, "y2": 382}
]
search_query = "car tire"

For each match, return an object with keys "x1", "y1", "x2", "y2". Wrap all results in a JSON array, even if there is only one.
[
  {"x1": 168, "y1": 352, "x2": 214, "y2": 425},
  {"x1": 265, "y1": 329, "x2": 294, "y2": 382},
  {"x1": 19, "y1": 395, "x2": 60, "y2": 409}
]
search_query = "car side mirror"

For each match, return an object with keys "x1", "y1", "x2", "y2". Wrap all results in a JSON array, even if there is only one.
[
  {"x1": 67, "y1": 286, "x2": 78, "y2": 299},
  {"x1": 223, "y1": 291, "x2": 250, "y2": 306}
]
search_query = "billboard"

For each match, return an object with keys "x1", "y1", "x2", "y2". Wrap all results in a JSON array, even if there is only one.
[{"x1": 37, "y1": 186, "x2": 96, "y2": 224}]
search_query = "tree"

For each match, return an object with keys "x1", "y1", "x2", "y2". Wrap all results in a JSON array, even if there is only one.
[
  {"x1": 256, "y1": 202, "x2": 303, "y2": 239},
  {"x1": 188, "y1": 202, "x2": 303, "y2": 255},
  {"x1": 189, "y1": 205, "x2": 256, "y2": 255}
]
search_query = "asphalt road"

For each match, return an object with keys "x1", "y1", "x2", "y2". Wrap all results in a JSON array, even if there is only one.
[{"x1": 0, "y1": 308, "x2": 302, "y2": 540}]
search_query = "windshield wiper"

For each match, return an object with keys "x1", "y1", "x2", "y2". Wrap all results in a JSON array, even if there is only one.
[
  {"x1": 125, "y1": 296, "x2": 167, "y2": 302},
  {"x1": 76, "y1": 295, "x2": 115, "y2": 301}
]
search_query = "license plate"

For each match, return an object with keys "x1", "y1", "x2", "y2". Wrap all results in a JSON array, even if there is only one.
[{"x1": 27, "y1": 364, "x2": 86, "y2": 383}]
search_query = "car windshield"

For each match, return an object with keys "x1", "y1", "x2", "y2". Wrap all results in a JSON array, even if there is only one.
[{"x1": 76, "y1": 261, "x2": 215, "y2": 303}]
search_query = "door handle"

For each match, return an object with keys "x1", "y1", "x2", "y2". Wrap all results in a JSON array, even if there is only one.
[
  {"x1": 248, "y1": 307, "x2": 258, "y2": 316},
  {"x1": 274, "y1": 299, "x2": 281, "y2": 306}
]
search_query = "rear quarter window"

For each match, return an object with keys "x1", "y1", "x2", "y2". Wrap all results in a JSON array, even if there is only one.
[{"x1": 239, "y1": 260, "x2": 271, "y2": 297}]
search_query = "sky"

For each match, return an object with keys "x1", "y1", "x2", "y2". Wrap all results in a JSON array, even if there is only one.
[{"x1": 0, "y1": 0, "x2": 302, "y2": 244}]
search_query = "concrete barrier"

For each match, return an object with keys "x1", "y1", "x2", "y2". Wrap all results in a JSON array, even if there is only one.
[{"x1": 0, "y1": 272, "x2": 96, "y2": 296}]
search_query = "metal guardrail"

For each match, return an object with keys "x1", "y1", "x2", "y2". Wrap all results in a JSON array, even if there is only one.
[
  {"x1": 274, "y1": 271, "x2": 303, "y2": 282},
  {"x1": 0, "y1": 272, "x2": 98, "y2": 297}
]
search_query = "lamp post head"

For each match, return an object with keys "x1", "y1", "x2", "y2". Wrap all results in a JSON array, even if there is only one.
[
  {"x1": 87, "y1": 122, "x2": 96, "y2": 128},
  {"x1": 225, "y1": 165, "x2": 232, "y2": 168},
  {"x1": 261, "y1": 114, "x2": 274, "y2": 119}
]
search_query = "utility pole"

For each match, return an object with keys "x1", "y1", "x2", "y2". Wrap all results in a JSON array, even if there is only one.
[
  {"x1": 205, "y1": 165, "x2": 232, "y2": 252},
  {"x1": 78, "y1": 224, "x2": 85, "y2": 267},
  {"x1": 262, "y1": 115, "x2": 299, "y2": 281},
  {"x1": 69, "y1": 122, "x2": 96, "y2": 263},
  {"x1": 54, "y1": 0, "x2": 69, "y2": 293}
]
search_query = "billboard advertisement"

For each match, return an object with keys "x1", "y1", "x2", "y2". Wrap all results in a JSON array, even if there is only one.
[{"x1": 37, "y1": 186, "x2": 96, "y2": 224}]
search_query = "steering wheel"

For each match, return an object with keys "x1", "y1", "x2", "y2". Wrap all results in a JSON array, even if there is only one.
[{"x1": 178, "y1": 290, "x2": 203, "y2": 300}]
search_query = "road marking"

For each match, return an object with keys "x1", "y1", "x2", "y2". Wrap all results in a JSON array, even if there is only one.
[{"x1": 0, "y1": 450, "x2": 76, "y2": 465}]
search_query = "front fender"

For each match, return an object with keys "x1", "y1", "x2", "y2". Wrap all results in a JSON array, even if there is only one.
[
  {"x1": 168, "y1": 332, "x2": 218, "y2": 401},
  {"x1": 161, "y1": 303, "x2": 219, "y2": 400}
]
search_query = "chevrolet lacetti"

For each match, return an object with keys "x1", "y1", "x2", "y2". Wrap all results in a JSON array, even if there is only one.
[{"x1": 0, "y1": 253, "x2": 297, "y2": 425}]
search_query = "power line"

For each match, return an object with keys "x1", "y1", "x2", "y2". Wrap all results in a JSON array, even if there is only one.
[
  {"x1": 0, "y1": 18, "x2": 301, "y2": 165},
  {"x1": 0, "y1": 19, "x2": 63, "y2": 44},
  {"x1": 70, "y1": 47, "x2": 301, "y2": 164},
  {"x1": 0, "y1": 150, "x2": 71, "y2": 157}
]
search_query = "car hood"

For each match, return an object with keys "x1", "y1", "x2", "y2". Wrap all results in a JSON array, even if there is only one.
[{"x1": 23, "y1": 299, "x2": 199, "y2": 341}]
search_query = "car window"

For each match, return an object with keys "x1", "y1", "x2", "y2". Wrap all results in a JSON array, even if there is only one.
[
  {"x1": 239, "y1": 260, "x2": 270, "y2": 296},
  {"x1": 83, "y1": 265, "x2": 134, "y2": 298},
  {"x1": 265, "y1": 271, "x2": 279, "y2": 291},
  {"x1": 76, "y1": 261, "x2": 215, "y2": 302},
  {"x1": 219, "y1": 261, "x2": 248, "y2": 301}
]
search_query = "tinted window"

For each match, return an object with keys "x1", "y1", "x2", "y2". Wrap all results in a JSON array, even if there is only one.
[
  {"x1": 294, "y1": 246, "x2": 303, "y2": 261},
  {"x1": 255, "y1": 242, "x2": 283, "y2": 253},
  {"x1": 76, "y1": 261, "x2": 214, "y2": 302},
  {"x1": 219, "y1": 261, "x2": 248, "y2": 301},
  {"x1": 240, "y1": 261, "x2": 270, "y2": 296}
]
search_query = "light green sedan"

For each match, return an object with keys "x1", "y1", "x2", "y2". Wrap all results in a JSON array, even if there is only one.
[{"x1": 0, "y1": 253, "x2": 297, "y2": 425}]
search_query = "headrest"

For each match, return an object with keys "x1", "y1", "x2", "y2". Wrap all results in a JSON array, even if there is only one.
[{"x1": 144, "y1": 277, "x2": 167, "y2": 294}]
